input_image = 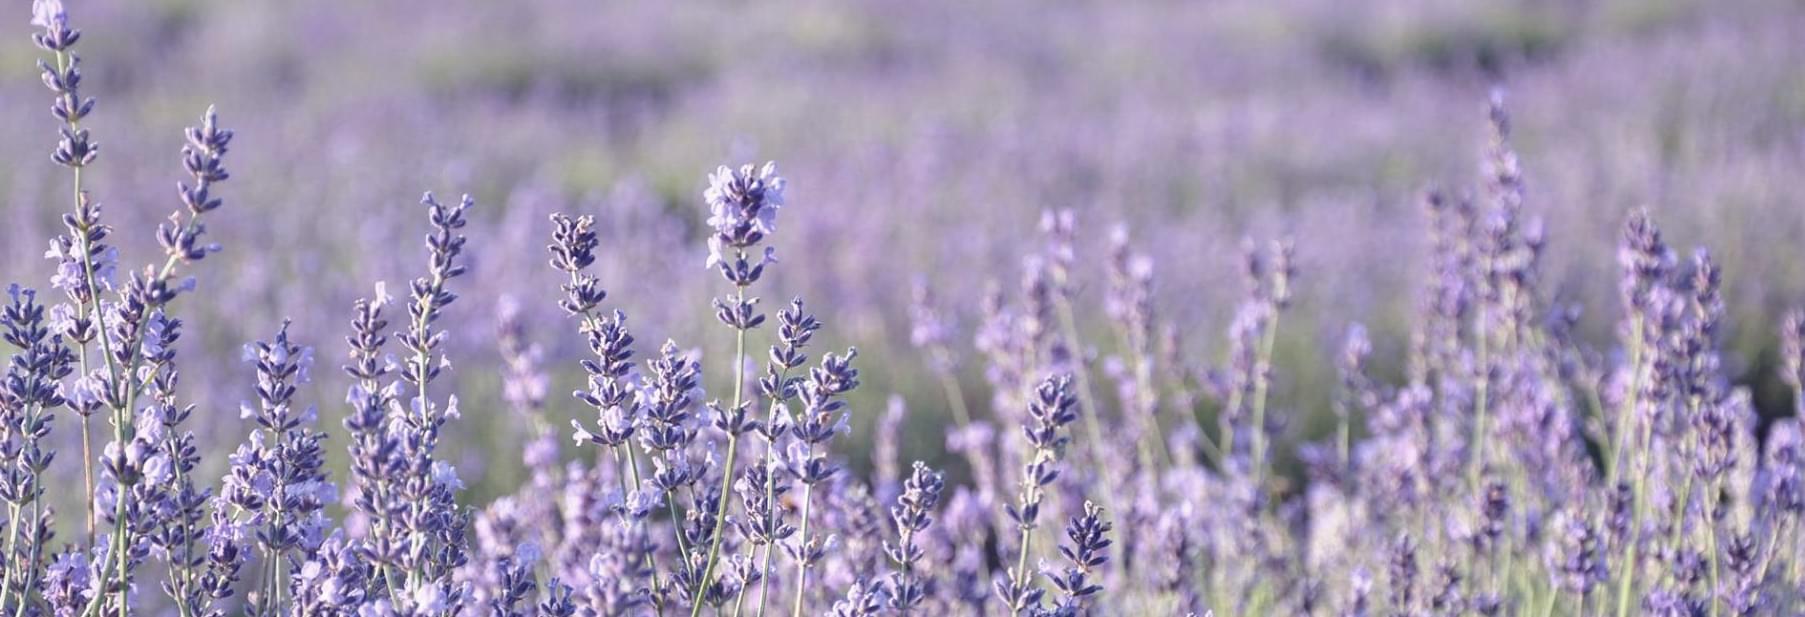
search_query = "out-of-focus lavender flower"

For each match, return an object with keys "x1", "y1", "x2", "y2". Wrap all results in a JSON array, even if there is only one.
[
  {"x1": 828, "y1": 577, "x2": 885, "y2": 617},
  {"x1": 1782, "y1": 309, "x2": 1804, "y2": 417},
  {"x1": 1547, "y1": 509, "x2": 1605, "y2": 599},
  {"x1": 1387, "y1": 534, "x2": 1417, "y2": 615}
]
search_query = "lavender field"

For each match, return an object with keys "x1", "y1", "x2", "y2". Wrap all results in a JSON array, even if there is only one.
[{"x1": 4, "y1": 0, "x2": 1805, "y2": 615}]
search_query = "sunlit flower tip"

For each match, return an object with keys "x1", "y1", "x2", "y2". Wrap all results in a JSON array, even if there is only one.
[
  {"x1": 372, "y1": 280, "x2": 392, "y2": 306},
  {"x1": 409, "y1": 583, "x2": 447, "y2": 614},
  {"x1": 430, "y1": 461, "x2": 464, "y2": 491},
  {"x1": 30, "y1": 0, "x2": 65, "y2": 30}
]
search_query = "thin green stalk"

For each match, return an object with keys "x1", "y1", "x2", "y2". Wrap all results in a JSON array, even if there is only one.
[
  {"x1": 751, "y1": 506, "x2": 778, "y2": 617},
  {"x1": 1705, "y1": 486, "x2": 1721, "y2": 617},
  {"x1": 1248, "y1": 314, "x2": 1280, "y2": 487},
  {"x1": 1665, "y1": 463, "x2": 1696, "y2": 551},
  {"x1": 1612, "y1": 418, "x2": 1656, "y2": 617},
  {"x1": 693, "y1": 429, "x2": 742, "y2": 615},
  {"x1": 936, "y1": 371, "x2": 971, "y2": 429},
  {"x1": 1751, "y1": 515, "x2": 1793, "y2": 602},
  {"x1": 51, "y1": 45, "x2": 101, "y2": 547},
  {"x1": 1220, "y1": 373, "x2": 1245, "y2": 471},
  {"x1": 789, "y1": 476, "x2": 816, "y2": 617},
  {"x1": 1012, "y1": 514, "x2": 1034, "y2": 607},
  {"x1": 0, "y1": 505, "x2": 21, "y2": 610},
  {"x1": 691, "y1": 287, "x2": 749, "y2": 616},
  {"x1": 1117, "y1": 323, "x2": 1172, "y2": 469},
  {"x1": 1053, "y1": 301, "x2": 1118, "y2": 499},
  {"x1": 752, "y1": 365, "x2": 798, "y2": 617},
  {"x1": 79, "y1": 411, "x2": 93, "y2": 540},
  {"x1": 1606, "y1": 316, "x2": 1645, "y2": 486},
  {"x1": 1337, "y1": 408, "x2": 1351, "y2": 474},
  {"x1": 1467, "y1": 302, "x2": 1491, "y2": 493},
  {"x1": 611, "y1": 447, "x2": 666, "y2": 617},
  {"x1": 1608, "y1": 317, "x2": 1649, "y2": 617}
]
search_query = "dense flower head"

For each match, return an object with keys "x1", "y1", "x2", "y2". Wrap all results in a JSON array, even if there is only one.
[{"x1": 704, "y1": 161, "x2": 786, "y2": 262}]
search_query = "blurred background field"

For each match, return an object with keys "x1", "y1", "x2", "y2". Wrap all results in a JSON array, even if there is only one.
[{"x1": 3, "y1": 0, "x2": 1804, "y2": 502}]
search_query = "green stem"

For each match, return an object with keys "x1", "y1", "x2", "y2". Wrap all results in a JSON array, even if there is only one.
[
  {"x1": 752, "y1": 365, "x2": 797, "y2": 617},
  {"x1": 789, "y1": 477, "x2": 816, "y2": 617},
  {"x1": 1467, "y1": 303, "x2": 1491, "y2": 493},
  {"x1": 1612, "y1": 420, "x2": 1655, "y2": 617},
  {"x1": 1606, "y1": 317, "x2": 1645, "y2": 487},
  {"x1": 0, "y1": 505, "x2": 21, "y2": 611},
  {"x1": 1249, "y1": 312, "x2": 1280, "y2": 487},
  {"x1": 936, "y1": 370, "x2": 971, "y2": 429},
  {"x1": 1705, "y1": 487, "x2": 1721, "y2": 617},
  {"x1": 1052, "y1": 301, "x2": 1113, "y2": 571},
  {"x1": 1117, "y1": 324, "x2": 1172, "y2": 470},
  {"x1": 690, "y1": 301, "x2": 749, "y2": 616}
]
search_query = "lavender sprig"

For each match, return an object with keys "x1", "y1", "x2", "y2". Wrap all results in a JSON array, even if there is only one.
[
  {"x1": 784, "y1": 348, "x2": 860, "y2": 617},
  {"x1": 232, "y1": 322, "x2": 331, "y2": 616},
  {"x1": 550, "y1": 211, "x2": 675, "y2": 615},
  {"x1": 0, "y1": 285, "x2": 75, "y2": 613},
  {"x1": 743, "y1": 298, "x2": 818, "y2": 617},
  {"x1": 76, "y1": 102, "x2": 234, "y2": 617},
  {"x1": 883, "y1": 462, "x2": 944, "y2": 615},
  {"x1": 392, "y1": 193, "x2": 474, "y2": 598},
  {"x1": 695, "y1": 162, "x2": 786, "y2": 617},
  {"x1": 995, "y1": 374, "x2": 1078, "y2": 614},
  {"x1": 1045, "y1": 500, "x2": 1111, "y2": 613},
  {"x1": 33, "y1": 0, "x2": 103, "y2": 545}
]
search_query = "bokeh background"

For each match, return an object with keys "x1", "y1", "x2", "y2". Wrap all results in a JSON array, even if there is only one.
[{"x1": 3, "y1": 0, "x2": 1804, "y2": 502}]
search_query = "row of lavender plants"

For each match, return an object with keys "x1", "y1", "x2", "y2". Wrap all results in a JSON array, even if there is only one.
[{"x1": 4, "y1": 3, "x2": 1803, "y2": 616}]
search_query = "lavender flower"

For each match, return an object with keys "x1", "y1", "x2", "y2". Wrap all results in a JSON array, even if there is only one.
[
  {"x1": 1045, "y1": 500, "x2": 1111, "y2": 612},
  {"x1": 703, "y1": 162, "x2": 786, "y2": 273},
  {"x1": 995, "y1": 374, "x2": 1078, "y2": 614},
  {"x1": 784, "y1": 347, "x2": 861, "y2": 615},
  {"x1": 883, "y1": 462, "x2": 944, "y2": 614}
]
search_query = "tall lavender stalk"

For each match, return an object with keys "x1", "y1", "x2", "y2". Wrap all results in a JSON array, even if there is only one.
[
  {"x1": 784, "y1": 349, "x2": 860, "y2": 617},
  {"x1": 553, "y1": 212, "x2": 672, "y2": 614},
  {"x1": 341, "y1": 281, "x2": 410, "y2": 603},
  {"x1": 1103, "y1": 224, "x2": 1170, "y2": 469},
  {"x1": 994, "y1": 374, "x2": 1078, "y2": 614},
  {"x1": 0, "y1": 285, "x2": 75, "y2": 615},
  {"x1": 741, "y1": 298, "x2": 818, "y2": 617},
  {"x1": 1610, "y1": 208, "x2": 1674, "y2": 617},
  {"x1": 883, "y1": 462, "x2": 944, "y2": 615},
  {"x1": 392, "y1": 193, "x2": 474, "y2": 603},
  {"x1": 1039, "y1": 211, "x2": 1117, "y2": 494},
  {"x1": 32, "y1": 0, "x2": 102, "y2": 543},
  {"x1": 693, "y1": 163, "x2": 785, "y2": 616},
  {"x1": 910, "y1": 281, "x2": 972, "y2": 428},
  {"x1": 141, "y1": 314, "x2": 212, "y2": 617},
  {"x1": 53, "y1": 92, "x2": 234, "y2": 617},
  {"x1": 231, "y1": 322, "x2": 329, "y2": 616}
]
